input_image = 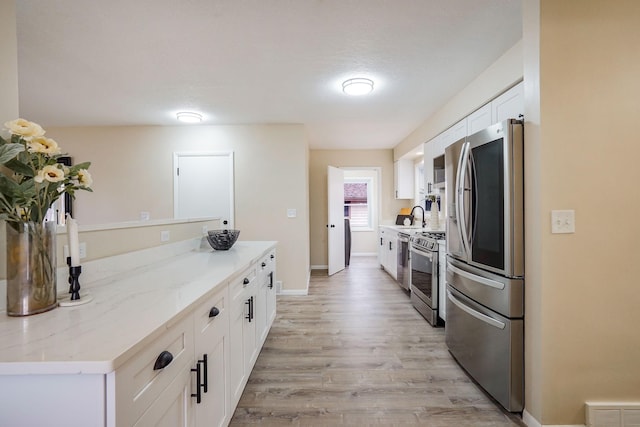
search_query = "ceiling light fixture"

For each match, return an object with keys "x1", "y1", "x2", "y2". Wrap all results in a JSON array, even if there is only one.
[
  {"x1": 342, "y1": 78, "x2": 374, "y2": 96},
  {"x1": 176, "y1": 111, "x2": 203, "y2": 123}
]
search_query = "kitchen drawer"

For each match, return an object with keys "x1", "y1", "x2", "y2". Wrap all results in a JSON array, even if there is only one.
[
  {"x1": 229, "y1": 265, "x2": 256, "y2": 303},
  {"x1": 115, "y1": 313, "x2": 195, "y2": 426},
  {"x1": 194, "y1": 284, "x2": 229, "y2": 339}
]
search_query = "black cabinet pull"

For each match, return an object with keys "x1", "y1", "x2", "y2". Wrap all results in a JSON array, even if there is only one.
[
  {"x1": 270, "y1": 254, "x2": 274, "y2": 259},
  {"x1": 153, "y1": 351, "x2": 173, "y2": 370},
  {"x1": 245, "y1": 298, "x2": 252, "y2": 322},
  {"x1": 268, "y1": 272, "x2": 274, "y2": 289},
  {"x1": 243, "y1": 278, "x2": 249, "y2": 285},
  {"x1": 380, "y1": 237, "x2": 383, "y2": 245},
  {"x1": 389, "y1": 241, "x2": 392, "y2": 250},
  {"x1": 191, "y1": 362, "x2": 202, "y2": 404},
  {"x1": 330, "y1": 224, "x2": 335, "y2": 228},
  {"x1": 261, "y1": 262, "x2": 266, "y2": 268},
  {"x1": 201, "y1": 354, "x2": 208, "y2": 393},
  {"x1": 209, "y1": 306, "x2": 220, "y2": 318}
]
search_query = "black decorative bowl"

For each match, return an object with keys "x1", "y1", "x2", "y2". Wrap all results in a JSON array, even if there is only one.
[{"x1": 206, "y1": 229, "x2": 240, "y2": 250}]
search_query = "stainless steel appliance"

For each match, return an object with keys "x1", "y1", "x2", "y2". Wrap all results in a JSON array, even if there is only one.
[
  {"x1": 410, "y1": 231, "x2": 445, "y2": 326},
  {"x1": 444, "y1": 118, "x2": 524, "y2": 412},
  {"x1": 396, "y1": 232, "x2": 411, "y2": 291}
]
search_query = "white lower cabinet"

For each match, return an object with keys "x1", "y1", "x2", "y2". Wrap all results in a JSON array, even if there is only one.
[
  {"x1": 133, "y1": 364, "x2": 194, "y2": 427},
  {"x1": 0, "y1": 243, "x2": 277, "y2": 427},
  {"x1": 193, "y1": 284, "x2": 230, "y2": 427},
  {"x1": 115, "y1": 313, "x2": 195, "y2": 427},
  {"x1": 229, "y1": 266, "x2": 257, "y2": 408},
  {"x1": 379, "y1": 227, "x2": 398, "y2": 280},
  {"x1": 115, "y1": 253, "x2": 275, "y2": 427}
]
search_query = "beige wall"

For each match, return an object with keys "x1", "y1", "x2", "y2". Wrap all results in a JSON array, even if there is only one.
[
  {"x1": 394, "y1": 40, "x2": 523, "y2": 160},
  {"x1": 525, "y1": 1, "x2": 640, "y2": 424},
  {"x1": 0, "y1": 0, "x2": 18, "y2": 123},
  {"x1": 309, "y1": 149, "x2": 410, "y2": 266},
  {"x1": 0, "y1": 0, "x2": 18, "y2": 280},
  {"x1": 46, "y1": 125, "x2": 310, "y2": 292}
]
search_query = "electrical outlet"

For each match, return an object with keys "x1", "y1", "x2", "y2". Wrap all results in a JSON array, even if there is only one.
[
  {"x1": 140, "y1": 211, "x2": 150, "y2": 221},
  {"x1": 287, "y1": 208, "x2": 297, "y2": 218},
  {"x1": 551, "y1": 210, "x2": 575, "y2": 234},
  {"x1": 160, "y1": 230, "x2": 170, "y2": 242},
  {"x1": 79, "y1": 242, "x2": 87, "y2": 259}
]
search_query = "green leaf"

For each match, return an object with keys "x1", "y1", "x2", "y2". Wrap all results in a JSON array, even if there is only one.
[
  {"x1": 69, "y1": 161, "x2": 91, "y2": 173},
  {"x1": 0, "y1": 143, "x2": 25, "y2": 164},
  {"x1": 4, "y1": 158, "x2": 34, "y2": 177}
]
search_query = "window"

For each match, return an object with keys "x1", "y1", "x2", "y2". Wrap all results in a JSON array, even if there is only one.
[{"x1": 344, "y1": 177, "x2": 372, "y2": 230}]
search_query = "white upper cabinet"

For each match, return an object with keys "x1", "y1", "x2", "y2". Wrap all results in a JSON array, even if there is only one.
[
  {"x1": 394, "y1": 159, "x2": 414, "y2": 199},
  {"x1": 492, "y1": 81, "x2": 524, "y2": 123},
  {"x1": 468, "y1": 81, "x2": 524, "y2": 136},
  {"x1": 467, "y1": 103, "x2": 493, "y2": 135},
  {"x1": 441, "y1": 118, "x2": 467, "y2": 151}
]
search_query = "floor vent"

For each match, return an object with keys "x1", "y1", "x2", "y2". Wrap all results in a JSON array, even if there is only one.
[{"x1": 586, "y1": 402, "x2": 640, "y2": 427}]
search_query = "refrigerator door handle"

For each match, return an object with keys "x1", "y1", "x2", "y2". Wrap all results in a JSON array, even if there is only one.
[
  {"x1": 447, "y1": 290, "x2": 505, "y2": 330},
  {"x1": 448, "y1": 263, "x2": 505, "y2": 290},
  {"x1": 456, "y1": 141, "x2": 471, "y2": 257}
]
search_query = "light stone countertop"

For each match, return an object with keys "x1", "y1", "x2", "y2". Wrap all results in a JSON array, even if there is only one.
[
  {"x1": 379, "y1": 224, "x2": 445, "y2": 234},
  {"x1": 0, "y1": 241, "x2": 276, "y2": 375}
]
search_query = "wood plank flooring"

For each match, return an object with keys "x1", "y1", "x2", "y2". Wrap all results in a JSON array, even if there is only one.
[{"x1": 229, "y1": 256, "x2": 525, "y2": 426}]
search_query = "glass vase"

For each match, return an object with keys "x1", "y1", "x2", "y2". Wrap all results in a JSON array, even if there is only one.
[{"x1": 6, "y1": 221, "x2": 57, "y2": 316}]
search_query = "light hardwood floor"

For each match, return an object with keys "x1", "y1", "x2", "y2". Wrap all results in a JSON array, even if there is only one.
[{"x1": 230, "y1": 256, "x2": 525, "y2": 426}]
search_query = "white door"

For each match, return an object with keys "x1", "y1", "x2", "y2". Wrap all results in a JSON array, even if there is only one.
[
  {"x1": 173, "y1": 152, "x2": 234, "y2": 226},
  {"x1": 327, "y1": 166, "x2": 345, "y2": 276}
]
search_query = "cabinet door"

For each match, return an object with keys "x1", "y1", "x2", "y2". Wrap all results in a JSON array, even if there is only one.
[
  {"x1": 394, "y1": 159, "x2": 414, "y2": 199},
  {"x1": 194, "y1": 286, "x2": 230, "y2": 427},
  {"x1": 444, "y1": 119, "x2": 467, "y2": 150},
  {"x1": 385, "y1": 231, "x2": 398, "y2": 280},
  {"x1": 115, "y1": 314, "x2": 195, "y2": 427},
  {"x1": 265, "y1": 251, "x2": 277, "y2": 329},
  {"x1": 255, "y1": 256, "x2": 270, "y2": 346},
  {"x1": 228, "y1": 268, "x2": 257, "y2": 407},
  {"x1": 423, "y1": 140, "x2": 434, "y2": 195},
  {"x1": 133, "y1": 363, "x2": 194, "y2": 427},
  {"x1": 467, "y1": 103, "x2": 492, "y2": 135},
  {"x1": 492, "y1": 81, "x2": 524, "y2": 123},
  {"x1": 378, "y1": 229, "x2": 385, "y2": 266}
]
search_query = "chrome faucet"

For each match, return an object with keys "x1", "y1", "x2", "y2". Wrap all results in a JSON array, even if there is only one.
[{"x1": 410, "y1": 205, "x2": 426, "y2": 228}]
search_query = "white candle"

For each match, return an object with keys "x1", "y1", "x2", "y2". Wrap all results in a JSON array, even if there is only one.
[{"x1": 67, "y1": 215, "x2": 80, "y2": 267}]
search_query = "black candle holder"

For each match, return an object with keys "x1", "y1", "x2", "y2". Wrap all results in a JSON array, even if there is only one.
[{"x1": 66, "y1": 256, "x2": 82, "y2": 301}]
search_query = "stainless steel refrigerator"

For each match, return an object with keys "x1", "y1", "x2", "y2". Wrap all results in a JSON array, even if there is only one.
[{"x1": 444, "y1": 118, "x2": 524, "y2": 412}]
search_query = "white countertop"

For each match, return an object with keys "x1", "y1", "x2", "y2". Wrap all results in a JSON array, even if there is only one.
[
  {"x1": 0, "y1": 241, "x2": 276, "y2": 375},
  {"x1": 379, "y1": 224, "x2": 445, "y2": 234}
]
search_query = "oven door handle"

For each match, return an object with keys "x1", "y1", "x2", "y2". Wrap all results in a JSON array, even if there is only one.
[
  {"x1": 447, "y1": 290, "x2": 505, "y2": 330},
  {"x1": 410, "y1": 247, "x2": 433, "y2": 260},
  {"x1": 448, "y1": 263, "x2": 505, "y2": 290}
]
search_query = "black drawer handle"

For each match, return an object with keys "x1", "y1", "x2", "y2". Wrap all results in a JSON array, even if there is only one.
[
  {"x1": 243, "y1": 278, "x2": 249, "y2": 285},
  {"x1": 261, "y1": 262, "x2": 266, "y2": 268},
  {"x1": 268, "y1": 272, "x2": 274, "y2": 289},
  {"x1": 209, "y1": 306, "x2": 220, "y2": 318},
  {"x1": 153, "y1": 350, "x2": 173, "y2": 370},
  {"x1": 270, "y1": 254, "x2": 274, "y2": 259}
]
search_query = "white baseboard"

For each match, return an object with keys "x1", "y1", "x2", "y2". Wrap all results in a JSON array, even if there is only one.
[
  {"x1": 351, "y1": 252, "x2": 377, "y2": 257},
  {"x1": 522, "y1": 410, "x2": 585, "y2": 427},
  {"x1": 310, "y1": 264, "x2": 328, "y2": 270}
]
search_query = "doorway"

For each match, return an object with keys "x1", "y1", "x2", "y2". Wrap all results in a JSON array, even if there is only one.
[{"x1": 327, "y1": 166, "x2": 381, "y2": 275}]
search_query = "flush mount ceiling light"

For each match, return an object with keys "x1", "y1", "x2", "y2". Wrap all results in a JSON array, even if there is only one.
[
  {"x1": 342, "y1": 78, "x2": 374, "y2": 96},
  {"x1": 176, "y1": 111, "x2": 203, "y2": 123}
]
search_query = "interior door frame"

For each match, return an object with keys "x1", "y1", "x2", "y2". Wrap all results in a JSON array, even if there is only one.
[{"x1": 173, "y1": 151, "x2": 235, "y2": 226}]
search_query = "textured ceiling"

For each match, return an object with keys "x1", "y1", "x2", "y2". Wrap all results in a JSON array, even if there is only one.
[{"x1": 15, "y1": 0, "x2": 522, "y2": 149}]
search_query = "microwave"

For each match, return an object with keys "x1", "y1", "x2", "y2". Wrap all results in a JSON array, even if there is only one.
[{"x1": 433, "y1": 154, "x2": 445, "y2": 189}]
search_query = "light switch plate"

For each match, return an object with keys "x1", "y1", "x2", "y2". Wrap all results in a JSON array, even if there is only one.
[
  {"x1": 551, "y1": 210, "x2": 575, "y2": 234},
  {"x1": 287, "y1": 208, "x2": 297, "y2": 218}
]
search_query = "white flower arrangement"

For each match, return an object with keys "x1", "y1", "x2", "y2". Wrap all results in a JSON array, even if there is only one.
[{"x1": 0, "y1": 118, "x2": 92, "y2": 227}]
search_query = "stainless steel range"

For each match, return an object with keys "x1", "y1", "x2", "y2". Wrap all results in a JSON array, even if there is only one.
[{"x1": 409, "y1": 231, "x2": 445, "y2": 326}]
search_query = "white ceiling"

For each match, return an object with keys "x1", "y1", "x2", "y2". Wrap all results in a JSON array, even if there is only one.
[{"x1": 15, "y1": 0, "x2": 522, "y2": 150}]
